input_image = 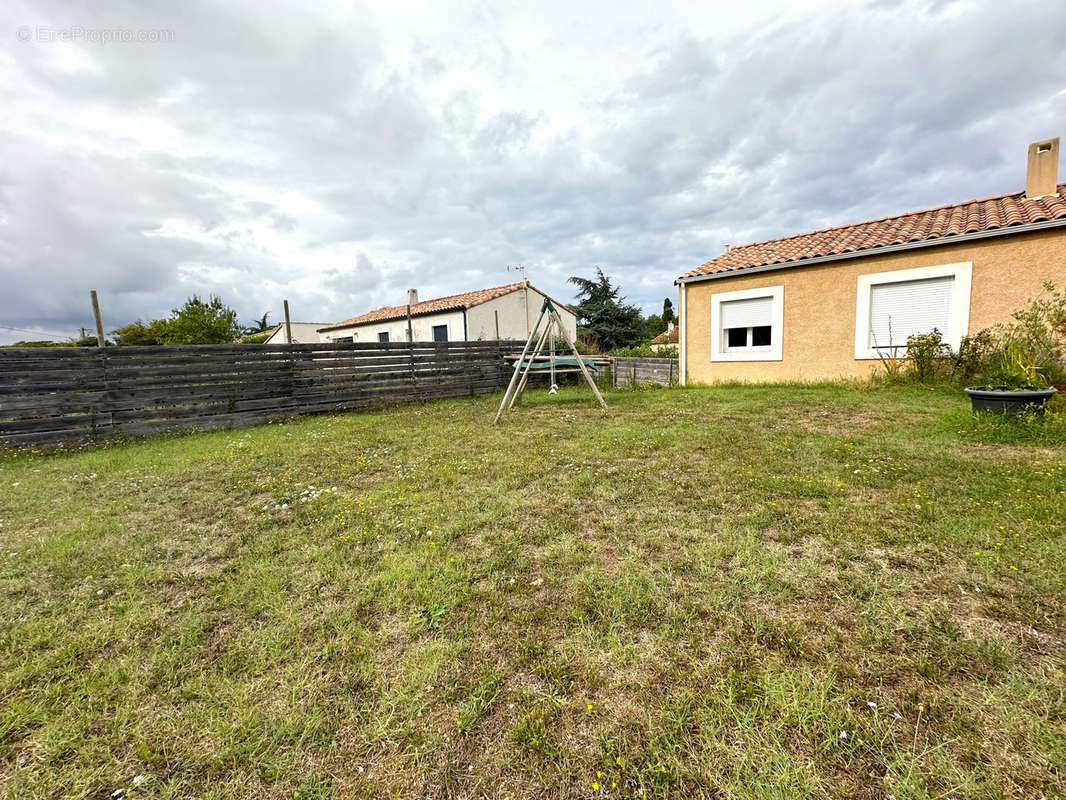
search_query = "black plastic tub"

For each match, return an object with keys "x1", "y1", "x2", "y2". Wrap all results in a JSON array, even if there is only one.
[{"x1": 963, "y1": 386, "x2": 1058, "y2": 415}]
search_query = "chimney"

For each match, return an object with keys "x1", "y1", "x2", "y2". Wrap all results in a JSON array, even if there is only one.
[
  {"x1": 407, "y1": 288, "x2": 419, "y2": 306},
  {"x1": 1025, "y1": 138, "x2": 1059, "y2": 199}
]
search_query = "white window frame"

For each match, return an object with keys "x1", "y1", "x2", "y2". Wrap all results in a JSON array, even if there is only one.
[
  {"x1": 430, "y1": 321, "x2": 450, "y2": 343},
  {"x1": 853, "y1": 262, "x2": 972, "y2": 360},
  {"x1": 376, "y1": 329, "x2": 391, "y2": 343},
  {"x1": 710, "y1": 285, "x2": 784, "y2": 362}
]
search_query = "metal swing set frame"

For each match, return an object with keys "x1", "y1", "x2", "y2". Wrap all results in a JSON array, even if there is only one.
[{"x1": 493, "y1": 298, "x2": 608, "y2": 424}]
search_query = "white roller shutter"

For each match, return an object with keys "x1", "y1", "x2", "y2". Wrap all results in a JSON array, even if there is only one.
[
  {"x1": 868, "y1": 276, "x2": 952, "y2": 348},
  {"x1": 720, "y1": 296, "x2": 772, "y2": 329}
]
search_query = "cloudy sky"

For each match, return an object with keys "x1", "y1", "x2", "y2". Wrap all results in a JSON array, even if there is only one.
[{"x1": 1, "y1": 0, "x2": 1064, "y2": 342}]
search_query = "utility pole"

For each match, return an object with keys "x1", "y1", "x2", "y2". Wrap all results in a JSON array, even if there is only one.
[{"x1": 283, "y1": 300, "x2": 292, "y2": 344}]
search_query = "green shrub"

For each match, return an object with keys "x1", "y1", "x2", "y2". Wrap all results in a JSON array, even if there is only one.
[
  {"x1": 877, "y1": 284, "x2": 1066, "y2": 390},
  {"x1": 904, "y1": 330, "x2": 950, "y2": 383},
  {"x1": 951, "y1": 329, "x2": 998, "y2": 386},
  {"x1": 609, "y1": 344, "x2": 678, "y2": 358},
  {"x1": 874, "y1": 329, "x2": 951, "y2": 384},
  {"x1": 967, "y1": 285, "x2": 1066, "y2": 392}
]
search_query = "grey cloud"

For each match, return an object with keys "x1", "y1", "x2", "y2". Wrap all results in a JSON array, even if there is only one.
[{"x1": 1, "y1": 0, "x2": 1064, "y2": 342}]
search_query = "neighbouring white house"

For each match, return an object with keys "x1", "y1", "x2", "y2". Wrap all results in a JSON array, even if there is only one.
[
  {"x1": 259, "y1": 322, "x2": 332, "y2": 344},
  {"x1": 317, "y1": 282, "x2": 578, "y2": 344}
]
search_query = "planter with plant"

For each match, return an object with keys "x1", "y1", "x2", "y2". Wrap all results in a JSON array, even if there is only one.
[{"x1": 962, "y1": 283, "x2": 1065, "y2": 414}]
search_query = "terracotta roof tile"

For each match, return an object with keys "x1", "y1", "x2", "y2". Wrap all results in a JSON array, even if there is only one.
[
  {"x1": 680, "y1": 184, "x2": 1066, "y2": 280},
  {"x1": 650, "y1": 326, "x2": 679, "y2": 345},
  {"x1": 319, "y1": 282, "x2": 569, "y2": 332}
]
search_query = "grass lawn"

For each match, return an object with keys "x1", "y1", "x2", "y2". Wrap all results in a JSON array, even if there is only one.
[{"x1": 1, "y1": 383, "x2": 1064, "y2": 799}]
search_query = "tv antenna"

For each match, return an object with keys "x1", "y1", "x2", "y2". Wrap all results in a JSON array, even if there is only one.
[{"x1": 507, "y1": 264, "x2": 529, "y2": 283}]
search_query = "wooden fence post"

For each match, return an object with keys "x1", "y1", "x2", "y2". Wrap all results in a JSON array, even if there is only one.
[{"x1": 90, "y1": 291, "x2": 105, "y2": 347}]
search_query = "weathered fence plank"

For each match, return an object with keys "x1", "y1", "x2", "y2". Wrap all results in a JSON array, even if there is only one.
[
  {"x1": 0, "y1": 340, "x2": 516, "y2": 446},
  {"x1": 611, "y1": 357, "x2": 679, "y2": 388}
]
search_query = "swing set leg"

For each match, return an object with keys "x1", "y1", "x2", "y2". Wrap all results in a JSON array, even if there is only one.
[
  {"x1": 493, "y1": 304, "x2": 548, "y2": 425},
  {"x1": 552, "y1": 309, "x2": 608, "y2": 414},
  {"x1": 493, "y1": 301, "x2": 608, "y2": 423},
  {"x1": 510, "y1": 320, "x2": 551, "y2": 409}
]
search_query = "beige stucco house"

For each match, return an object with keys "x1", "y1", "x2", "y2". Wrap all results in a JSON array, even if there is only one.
[
  {"x1": 317, "y1": 281, "x2": 577, "y2": 344},
  {"x1": 676, "y1": 138, "x2": 1066, "y2": 384}
]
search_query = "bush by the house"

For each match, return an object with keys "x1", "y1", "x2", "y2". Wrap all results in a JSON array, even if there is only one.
[{"x1": 877, "y1": 283, "x2": 1066, "y2": 389}]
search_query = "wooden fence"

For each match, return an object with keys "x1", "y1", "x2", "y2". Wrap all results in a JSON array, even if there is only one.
[
  {"x1": 0, "y1": 341, "x2": 516, "y2": 447},
  {"x1": 611, "y1": 357, "x2": 679, "y2": 388}
]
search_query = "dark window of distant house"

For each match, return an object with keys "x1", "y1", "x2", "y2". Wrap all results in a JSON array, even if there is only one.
[
  {"x1": 333, "y1": 336, "x2": 353, "y2": 343},
  {"x1": 751, "y1": 325, "x2": 772, "y2": 347},
  {"x1": 377, "y1": 331, "x2": 389, "y2": 343},
  {"x1": 432, "y1": 324, "x2": 448, "y2": 342},
  {"x1": 726, "y1": 327, "x2": 747, "y2": 348}
]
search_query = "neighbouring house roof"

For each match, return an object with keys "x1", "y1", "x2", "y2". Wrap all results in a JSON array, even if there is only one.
[
  {"x1": 650, "y1": 326, "x2": 679, "y2": 345},
  {"x1": 319, "y1": 282, "x2": 572, "y2": 332},
  {"x1": 238, "y1": 325, "x2": 281, "y2": 343},
  {"x1": 679, "y1": 184, "x2": 1066, "y2": 282}
]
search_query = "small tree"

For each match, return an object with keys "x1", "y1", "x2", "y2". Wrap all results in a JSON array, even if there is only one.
[
  {"x1": 162, "y1": 295, "x2": 241, "y2": 345},
  {"x1": 568, "y1": 268, "x2": 644, "y2": 352},
  {"x1": 662, "y1": 298, "x2": 675, "y2": 325},
  {"x1": 242, "y1": 312, "x2": 271, "y2": 336},
  {"x1": 112, "y1": 319, "x2": 169, "y2": 346},
  {"x1": 643, "y1": 313, "x2": 667, "y2": 340}
]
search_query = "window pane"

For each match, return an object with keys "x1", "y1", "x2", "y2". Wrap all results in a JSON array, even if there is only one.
[
  {"x1": 377, "y1": 331, "x2": 389, "y2": 343},
  {"x1": 432, "y1": 325, "x2": 448, "y2": 342},
  {"x1": 751, "y1": 325, "x2": 771, "y2": 346},
  {"x1": 726, "y1": 327, "x2": 748, "y2": 348}
]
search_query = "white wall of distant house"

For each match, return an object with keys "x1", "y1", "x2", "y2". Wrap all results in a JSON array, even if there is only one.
[
  {"x1": 263, "y1": 323, "x2": 330, "y2": 344},
  {"x1": 466, "y1": 287, "x2": 577, "y2": 342},
  {"x1": 319, "y1": 309, "x2": 467, "y2": 344}
]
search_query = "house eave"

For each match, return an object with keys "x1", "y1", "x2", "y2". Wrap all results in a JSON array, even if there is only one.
[{"x1": 674, "y1": 217, "x2": 1066, "y2": 286}]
